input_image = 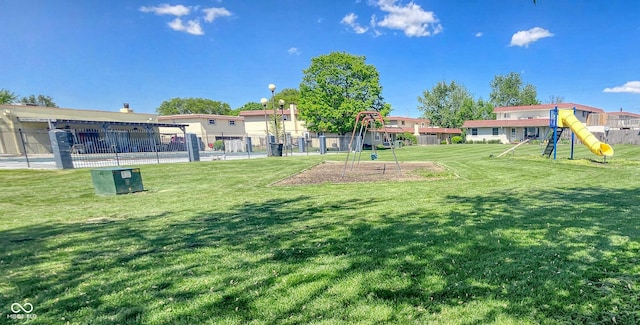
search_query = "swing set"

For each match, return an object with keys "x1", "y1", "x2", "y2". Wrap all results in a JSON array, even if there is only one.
[{"x1": 342, "y1": 111, "x2": 402, "y2": 177}]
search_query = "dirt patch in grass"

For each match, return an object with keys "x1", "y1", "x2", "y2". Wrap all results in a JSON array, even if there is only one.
[{"x1": 274, "y1": 161, "x2": 449, "y2": 186}]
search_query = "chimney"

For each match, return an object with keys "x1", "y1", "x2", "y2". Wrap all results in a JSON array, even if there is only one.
[{"x1": 120, "y1": 103, "x2": 134, "y2": 113}]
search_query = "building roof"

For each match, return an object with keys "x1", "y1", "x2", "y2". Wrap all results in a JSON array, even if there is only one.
[
  {"x1": 420, "y1": 127, "x2": 462, "y2": 134},
  {"x1": 158, "y1": 114, "x2": 244, "y2": 121},
  {"x1": 386, "y1": 116, "x2": 430, "y2": 123},
  {"x1": 607, "y1": 111, "x2": 640, "y2": 118},
  {"x1": 463, "y1": 118, "x2": 550, "y2": 128},
  {"x1": 378, "y1": 126, "x2": 461, "y2": 134},
  {"x1": 493, "y1": 103, "x2": 604, "y2": 113},
  {"x1": 16, "y1": 117, "x2": 186, "y2": 128},
  {"x1": 239, "y1": 110, "x2": 293, "y2": 116}
]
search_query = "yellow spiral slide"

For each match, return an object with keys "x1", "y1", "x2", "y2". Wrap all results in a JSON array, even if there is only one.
[{"x1": 557, "y1": 109, "x2": 614, "y2": 156}]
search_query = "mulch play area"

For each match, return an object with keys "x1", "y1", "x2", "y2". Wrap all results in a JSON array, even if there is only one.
[{"x1": 274, "y1": 161, "x2": 447, "y2": 185}]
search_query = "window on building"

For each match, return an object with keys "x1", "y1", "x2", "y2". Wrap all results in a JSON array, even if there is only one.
[
  {"x1": 471, "y1": 128, "x2": 478, "y2": 136},
  {"x1": 208, "y1": 119, "x2": 216, "y2": 125},
  {"x1": 374, "y1": 133, "x2": 381, "y2": 141},
  {"x1": 492, "y1": 128, "x2": 499, "y2": 136},
  {"x1": 229, "y1": 120, "x2": 236, "y2": 126},
  {"x1": 421, "y1": 123, "x2": 425, "y2": 127},
  {"x1": 401, "y1": 121, "x2": 405, "y2": 126},
  {"x1": 504, "y1": 113, "x2": 510, "y2": 118},
  {"x1": 511, "y1": 128, "x2": 516, "y2": 138}
]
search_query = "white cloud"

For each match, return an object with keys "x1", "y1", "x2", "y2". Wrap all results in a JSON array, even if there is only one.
[
  {"x1": 509, "y1": 27, "x2": 554, "y2": 47},
  {"x1": 202, "y1": 7, "x2": 231, "y2": 23},
  {"x1": 376, "y1": 0, "x2": 442, "y2": 37},
  {"x1": 603, "y1": 81, "x2": 640, "y2": 94},
  {"x1": 288, "y1": 47, "x2": 300, "y2": 55},
  {"x1": 168, "y1": 18, "x2": 204, "y2": 35},
  {"x1": 341, "y1": 13, "x2": 368, "y2": 34},
  {"x1": 475, "y1": 32, "x2": 483, "y2": 37},
  {"x1": 140, "y1": 4, "x2": 190, "y2": 16}
]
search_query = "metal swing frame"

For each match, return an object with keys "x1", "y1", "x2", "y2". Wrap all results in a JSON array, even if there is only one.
[{"x1": 342, "y1": 111, "x2": 402, "y2": 177}]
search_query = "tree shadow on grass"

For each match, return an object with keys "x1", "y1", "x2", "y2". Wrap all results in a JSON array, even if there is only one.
[{"x1": 1, "y1": 187, "x2": 640, "y2": 324}]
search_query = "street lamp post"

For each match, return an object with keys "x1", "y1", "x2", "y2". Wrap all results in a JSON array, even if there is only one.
[
  {"x1": 260, "y1": 97, "x2": 270, "y2": 156},
  {"x1": 279, "y1": 99, "x2": 286, "y2": 156},
  {"x1": 268, "y1": 84, "x2": 279, "y2": 146}
]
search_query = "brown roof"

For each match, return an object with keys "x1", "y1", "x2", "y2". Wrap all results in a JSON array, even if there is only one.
[
  {"x1": 374, "y1": 126, "x2": 461, "y2": 134},
  {"x1": 462, "y1": 118, "x2": 550, "y2": 128},
  {"x1": 386, "y1": 116, "x2": 430, "y2": 123},
  {"x1": 493, "y1": 103, "x2": 604, "y2": 113},
  {"x1": 158, "y1": 114, "x2": 243, "y2": 121}
]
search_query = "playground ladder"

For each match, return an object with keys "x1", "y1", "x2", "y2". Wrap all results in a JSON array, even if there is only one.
[{"x1": 542, "y1": 128, "x2": 564, "y2": 157}]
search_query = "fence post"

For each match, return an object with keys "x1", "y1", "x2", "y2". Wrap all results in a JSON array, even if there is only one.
[
  {"x1": 319, "y1": 135, "x2": 327, "y2": 154},
  {"x1": 48, "y1": 129, "x2": 74, "y2": 169},
  {"x1": 245, "y1": 136, "x2": 252, "y2": 153},
  {"x1": 186, "y1": 133, "x2": 200, "y2": 162},
  {"x1": 17, "y1": 128, "x2": 31, "y2": 168}
]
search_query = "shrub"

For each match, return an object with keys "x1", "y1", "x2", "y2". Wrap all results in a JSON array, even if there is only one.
[
  {"x1": 396, "y1": 132, "x2": 417, "y2": 145},
  {"x1": 213, "y1": 140, "x2": 224, "y2": 151},
  {"x1": 451, "y1": 136, "x2": 463, "y2": 144}
]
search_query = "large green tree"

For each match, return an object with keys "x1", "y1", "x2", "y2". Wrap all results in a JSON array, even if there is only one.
[
  {"x1": 489, "y1": 72, "x2": 540, "y2": 107},
  {"x1": 20, "y1": 94, "x2": 58, "y2": 107},
  {"x1": 299, "y1": 52, "x2": 389, "y2": 135},
  {"x1": 156, "y1": 98, "x2": 233, "y2": 115},
  {"x1": 235, "y1": 102, "x2": 263, "y2": 112},
  {"x1": 0, "y1": 89, "x2": 18, "y2": 104},
  {"x1": 417, "y1": 81, "x2": 474, "y2": 128},
  {"x1": 273, "y1": 88, "x2": 300, "y2": 109}
]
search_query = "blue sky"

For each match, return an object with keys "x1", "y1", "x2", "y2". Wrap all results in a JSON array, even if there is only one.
[{"x1": 1, "y1": 0, "x2": 639, "y2": 117}]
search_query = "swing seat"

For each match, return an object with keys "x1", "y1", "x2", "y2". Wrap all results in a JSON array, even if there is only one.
[{"x1": 370, "y1": 153, "x2": 378, "y2": 160}]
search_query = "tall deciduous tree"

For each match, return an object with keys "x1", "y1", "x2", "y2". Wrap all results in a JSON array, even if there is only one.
[
  {"x1": 20, "y1": 94, "x2": 58, "y2": 107},
  {"x1": 489, "y1": 72, "x2": 540, "y2": 107},
  {"x1": 156, "y1": 98, "x2": 233, "y2": 115},
  {"x1": 299, "y1": 52, "x2": 389, "y2": 135},
  {"x1": 235, "y1": 102, "x2": 263, "y2": 112},
  {"x1": 0, "y1": 89, "x2": 18, "y2": 104},
  {"x1": 417, "y1": 81, "x2": 473, "y2": 128}
]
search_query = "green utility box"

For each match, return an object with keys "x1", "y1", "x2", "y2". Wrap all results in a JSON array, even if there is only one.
[{"x1": 91, "y1": 167, "x2": 144, "y2": 196}]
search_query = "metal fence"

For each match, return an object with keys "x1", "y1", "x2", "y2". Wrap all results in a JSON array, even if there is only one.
[{"x1": 69, "y1": 128, "x2": 190, "y2": 168}]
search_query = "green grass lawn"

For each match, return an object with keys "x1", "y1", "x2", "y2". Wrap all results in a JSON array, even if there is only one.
[{"x1": 1, "y1": 143, "x2": 640, "y2": 324}]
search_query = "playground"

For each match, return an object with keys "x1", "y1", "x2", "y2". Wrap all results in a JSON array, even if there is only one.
[{"x1": 2, "y1": 140, "x2": 640, "y2": 323}]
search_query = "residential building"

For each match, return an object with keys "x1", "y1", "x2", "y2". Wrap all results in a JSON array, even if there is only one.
[
  {"x1": 462, "y1": 103, "x2": 605, "y2": 144},
  {"x1": 0, "y1": 103, "x2": 182, "y2": 154},
  {"x1": 239, "y1": 104, "x2": 306, "y2": 148},
  {"x1": 157, "y1": 114, "x2": 245, "y2": 151}
]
